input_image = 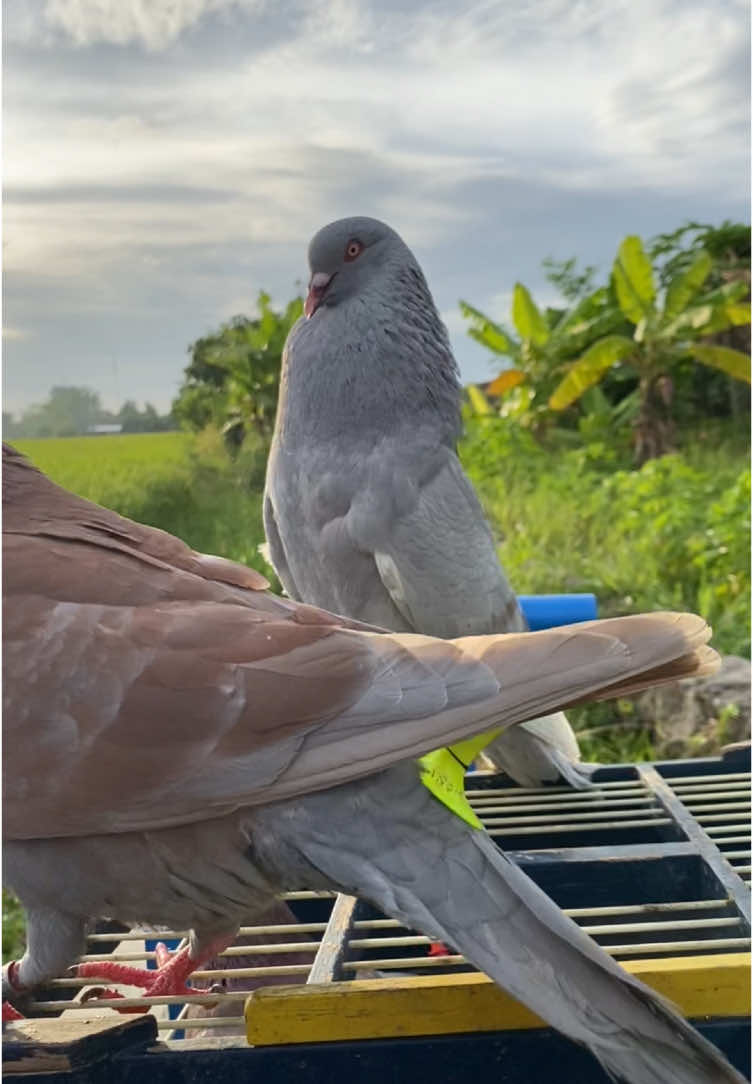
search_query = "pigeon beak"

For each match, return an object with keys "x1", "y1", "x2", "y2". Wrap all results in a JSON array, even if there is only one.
[{"x1": 304, "y1": 271, "x2": 334, "y2": 319}]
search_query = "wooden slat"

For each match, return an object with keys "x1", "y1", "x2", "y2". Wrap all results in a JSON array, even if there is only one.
[
  {"x1": 245, "y1": 953, "x2": 751, "y2": 1045},
  {"x1": 2, "y1": 1014, "x2": 157, "y2": 1074},
  {"x1": 307, "y1": 894, "x2": 361, "y2": 985}
]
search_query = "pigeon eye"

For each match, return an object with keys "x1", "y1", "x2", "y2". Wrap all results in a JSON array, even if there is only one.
[{"x1": 344, "y1": 240, "x2": 364, "y2": 261}]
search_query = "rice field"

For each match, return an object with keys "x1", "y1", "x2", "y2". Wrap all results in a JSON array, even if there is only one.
[{"x1": 13, "y1": 429, "x2": 272, "y2": 576}]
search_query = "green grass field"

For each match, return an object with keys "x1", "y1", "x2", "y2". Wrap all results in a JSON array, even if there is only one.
[
  {"x1": 14, "y1": 432, "x2": 193, "y2": 503},
  {"x1": 15, "y1": 430, "x2": 272, "y2": 578}
]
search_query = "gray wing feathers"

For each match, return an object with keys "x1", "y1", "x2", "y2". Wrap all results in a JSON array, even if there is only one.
[{"x1": 278, "y1": 764, "x2": 743, "y2": 1084}]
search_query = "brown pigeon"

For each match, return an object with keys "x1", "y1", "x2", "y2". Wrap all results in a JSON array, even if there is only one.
[{"x1": 3, "y1": 444, "x2": 742, "y2": 1084}]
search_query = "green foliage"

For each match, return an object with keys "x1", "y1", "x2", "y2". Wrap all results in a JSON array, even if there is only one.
[
  {"x1": 548, "y1": 335, "x2": 634, "y2": 410},
  {"x1": 542, "y1": 256, "x2": 598, "y2": 303},
  {"x1": 649, "y1": 221, "x2": 751, "y2": 288},
  {"x1": 464, "y1": 221, "x2": 750, "y2": 465},
  {"x1": 3, "y1": 890, "x2": 26, "y2": 964},
  {"x1": 689, "y1": 344, "x2": 751, "y2": 382},
  {"x1": 460, "y1": 277, "x2": 626, "y2": 433},
  {"x1": 459, "y1": 416, "x2": 750, "y2": 658},
  {"x1": 512, "y1": 282, "x2": 549, "y2": 345},
  {"x1": 547, "y1": 232, "x2": 750, "y2": 462},
  {"x1": 459, "y1": 414, "x2": 750, "y2": 759},
  {"x1": 173, "y1": 292, "x2": 303, "y2": 448},
  {"x1": 612, "y1": 235, "x2": 655, "y2": 322},
  {"x1": 663, "y1": 249, "x2": 713, "y2": 319}
]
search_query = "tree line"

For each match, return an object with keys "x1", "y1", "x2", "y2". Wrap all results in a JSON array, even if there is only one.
[{"x1": 4, "y1": 388, "x2": 176, "y2": 439}]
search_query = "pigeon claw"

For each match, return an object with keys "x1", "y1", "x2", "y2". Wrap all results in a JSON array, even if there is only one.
[
  {"x1": 2, "y1": 1001, "x2": 25, "y2": 1022},
  {"x1": 428, "y1": 940, "x2": 451, "y2": 957},
  {"x1": 76, "y1": 942, "x2": 201, "y2": 1002}
]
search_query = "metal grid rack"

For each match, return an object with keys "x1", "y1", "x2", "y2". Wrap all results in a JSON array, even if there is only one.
[{"x1": 5, "y1": 745, "x2": 750, "y2": 1081}]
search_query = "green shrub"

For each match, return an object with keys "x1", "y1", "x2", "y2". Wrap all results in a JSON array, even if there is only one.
[{"x1": 460, "y1": 417, "x2": 750, "y2": 659}]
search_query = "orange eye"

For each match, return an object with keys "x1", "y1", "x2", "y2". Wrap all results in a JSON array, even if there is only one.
[{"x1": 344, "y1": 239, "x2": 363, "y2": 261}]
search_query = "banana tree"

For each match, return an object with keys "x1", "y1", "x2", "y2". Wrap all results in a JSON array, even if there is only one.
[
  {"x1": 548, "y1": 236, "x2": 750, "y2": 462},
  {"x1": 460, "y1": 280, "x2": 625, "y2": 433},
  {"x1": 175, "y1": 293, "x2": 303, "y2": 451}
]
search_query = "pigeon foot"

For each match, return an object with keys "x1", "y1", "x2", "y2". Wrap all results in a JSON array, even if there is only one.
[{"x1": 77, "y1": 941, "x2": 217, "y2": 1003}]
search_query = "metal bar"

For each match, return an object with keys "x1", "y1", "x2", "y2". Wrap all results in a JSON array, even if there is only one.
[
  {"x1": 279, "y1": 891, "x2": 336, "y2": 900},
  {"x1": 667, "y1": 773, "x2": 751, "y2": 787},
  {"x1": 466, "y1": 771, "x2": 751, "y2": 793},
  {"x1": 353, "y1": 899, "x2": 734, "y2": 925},
  {"x1": 86, "y1": 922, "x2": 331, "y2": 944},
  {"x1": 559, "y1": 899, "x2": 734, "y2": 918},
  {"x1": 307, "y1": 894, "x2": 361, "y2": 984},
  {"x1": 347, "y1": 918, "x2": 742, "y2": 950},
  {"x1": 637, "y1": 765, "x2": 751, "y2": 928},
  {"x1": 32, "y1": 991, "x2": 251, "y2": 1011},
  {"x1": 667, "y1": 780, "x2": 749, "y2": 797},
  {"x1": 342, "y1": 938, "x2": 752, "y2": 972},
  {"x1": 662, "y1": 773, "x2": 751, "y2": 785},
  {"x1": 47, "y1": 962, "x2": 314, "y2": 990},
  {"x1": 584, "y1": 917, "x2": 741, "y2": 936},
  {"x1": 468, "y1": 788, "x2": 647, "y2": 806},
  {"x1": 480, "y1": 808, "x2": 666, "y2": 827},
  {"x1": 155, "y1": 1016, "x2": 247, "y2": 1032},
  {"x1": 593, "y1": 938, "x2": 752, "y2": 957},
  {"x1": 508, "y1": 842, "x2": 699, "y2": 862},
  {"x1": 472, "y1": 797, "x2": 654, "y2": 815},
  {"x1": 464, "y1": 779, "x2": 646, "y2": 798},
  {"x1": 79, "y1": 941, "x2": 322, "y2": 963},
  {"x1": 488, "y1": 817, "x2": 673, "y2": 836},
  {"x1": 683, "y1": 802, "x2": 751, "y2": 814},
  {"x1": 695, "y1": 813, "x2": 751, "y2": 824}
]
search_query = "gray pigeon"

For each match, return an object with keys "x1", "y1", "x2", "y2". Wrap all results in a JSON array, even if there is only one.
[
  {"x1": 264, "y1": 215, "x2": 594, "y2": 788},
  {"x1": 2, "y1": 445, "x2": 741, "y2": 1084}
]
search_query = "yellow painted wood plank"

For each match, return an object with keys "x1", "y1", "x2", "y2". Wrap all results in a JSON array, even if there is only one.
[{"x1": 245, "y1": 953, "x2": 750, "y2": 1045}]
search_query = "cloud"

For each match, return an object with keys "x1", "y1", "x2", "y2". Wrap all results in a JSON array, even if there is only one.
[
  {"x1": 2, "y1": 0, "x2": 748, "y2": 411},
  {"x1": 42, "y1": 0, "x2": 262, "y2": 50}
]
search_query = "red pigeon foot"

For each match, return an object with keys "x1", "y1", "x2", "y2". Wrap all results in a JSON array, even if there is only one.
[
  {"x1": 76, "y1": 941, "x2": 220, "y2": 1003},
  {"x1": 428, "y1": 940, "x2": 451, "y2": 957},
  {"x1": 3, "y1": 1001, "x2": 25, "y2": 1021}
]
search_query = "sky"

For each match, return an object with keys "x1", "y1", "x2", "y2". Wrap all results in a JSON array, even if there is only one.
[{"x1": 3, "y1": 0, "x2": 750, "y2": 416}]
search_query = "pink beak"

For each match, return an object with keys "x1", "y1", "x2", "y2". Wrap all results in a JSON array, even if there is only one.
[{"x1": 304, "y1": 271, "x2": 334, "y2": 319}]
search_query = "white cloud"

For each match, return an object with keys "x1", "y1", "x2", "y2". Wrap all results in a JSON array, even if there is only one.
[
  {"x1": 2, "y1": 0, "x2": 748, "y2": 409},
  {"x1": 42, "y1": 0, "x2": 263, "y2": 50}
]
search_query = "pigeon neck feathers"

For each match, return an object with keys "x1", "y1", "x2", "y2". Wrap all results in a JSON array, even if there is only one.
[{"x1": 279, "y1": 256, "x2": 463, "y2": 448}]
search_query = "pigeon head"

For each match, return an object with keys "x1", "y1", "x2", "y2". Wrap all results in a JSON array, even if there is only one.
[{"x1": 304, "y1": 216, "x2": 406, "y2": 318}]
